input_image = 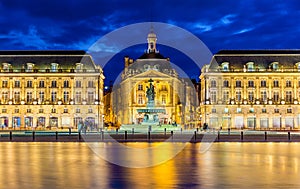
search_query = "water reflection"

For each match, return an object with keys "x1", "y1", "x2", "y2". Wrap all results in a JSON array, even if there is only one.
[{"x1": 0, "y1": 142, "x2": 300, "y2": 188}]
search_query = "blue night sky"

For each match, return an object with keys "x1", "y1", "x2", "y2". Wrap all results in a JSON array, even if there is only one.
[{"x1": 1, "y1": 0, "x2": 300, "y2": 83}]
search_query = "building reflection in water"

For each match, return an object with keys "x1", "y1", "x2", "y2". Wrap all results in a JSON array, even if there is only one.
[{"x1": 1, "y1": 142, "x2": 300, "y2": 188}]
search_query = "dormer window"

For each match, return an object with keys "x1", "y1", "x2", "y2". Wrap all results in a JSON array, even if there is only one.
[
  {"x1": 271, "y1": 62, "x2": 279, "y2": 71},
  {"x1": 75, "y1": 63, "x2": 83, "y2": 71},
  {"x1": 144, "y1": 64, "x2": 150, "y2": 71},
  {"x1": 2, "y1": 63, "x2": 11, "y2": 72},
  {"x1": 26, "y1": 63, "x2": 34, "y2": 72},
  {"x1": 221, "y1": 62, "x2": 229, "y2": 71},
  {"x1": 51, "y1": 63, "x2": 59, "y2": 72},
  {"x1": 153, "y1": 64, "x2": 160, "y2": 71},
  {"x1": 246, "y1": 62, "x2": 254, "y2": 71},
  {"x1": 296, "y1": 62, "x2": 300, "y2": 71}
]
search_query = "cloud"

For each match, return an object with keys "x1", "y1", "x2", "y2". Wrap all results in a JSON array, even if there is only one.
[{"x1": 233, "y1": 27, "x2": 255, "y2": 35}]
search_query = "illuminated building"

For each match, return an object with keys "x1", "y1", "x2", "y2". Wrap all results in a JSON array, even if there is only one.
[
  {"x1": 200, "y1": 50, "x2": 300, "y2": 129},
  {"x1": 0, "y1": 50, "x2": 104, "y2": 129},
  {"x1": 109, "y1": 30, "x2": 199, "y2": 127}
]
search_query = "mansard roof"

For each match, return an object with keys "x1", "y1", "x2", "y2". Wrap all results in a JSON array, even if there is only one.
[
  {"x1": 0, "y1": 50, "x2": 96, "y2": 70},
  {"x1": 210, "y1": 49, "x2": 300, "y2": 70}
]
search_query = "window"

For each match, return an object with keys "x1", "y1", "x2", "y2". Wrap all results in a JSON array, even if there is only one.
[
  {"x1": 237, "y1": 108, "x2": 242, "y2": 113},
  {"x1": 210, "y1": 91, "x2": 216, "y2": 103},
  {"x1": 27, "y1": 109, "x2": 31, "y2": 113},
  {"x1": 248, "y1": 91, "x2": 254, "y2": 101},
  {"x1": 221, "y1": 62, "x2": 229, "y2": 71},
  {"x1": 76, "y1": 108, "x2": 80, "y2": 113},
  {"x1": 15, "y1": 109, "x2": 19, "y2": 113},
  {"x1": 287, "y1": 108, "x2": 292, "y2": 113},
  {"x1": 249, "y1": 108, "x2": 254, "y2": 113},
  {"x1": 75, "y1": 81, "x2": 81, "y2": 88},
  {"x1": 274, "y1": 108, "x2": 280, "y2": 113},
  {"x1": 262, "y1": 108, "x2": 267, "y2": 113},
  {"x1": 2, "y1": 109, "x2": 7, "y2": 113},
  {"x1": 272, "y1": 62, "x2": 279, "y2": 70},
  {"x1": 39, "y1": 109, "x2": 44, "y2": 113},
  {"x1": 63, "y1": 91, "x2": 69, "y2": 103},
  {"x1": 162, "y1": 85, "x2": 167, "y2": 91},
  {"x1": 224, "y1": 108, "x2": 229, "y2": 113},
  {"x1": 261, "y1": 80, "x2": 267, "y2": 87},
  {"x1": 138, "y1": 84, "x2": 143, "y2": 90},
  {"x1": 51, "y1": 108, "x2": 56, "y2": 113},
  {"x1": 2, "y1": 92, "x2": 8, "y2": 103},
  {"x1": 248, "y1": 80, "x2": 254, "y2": 87},
  {"x1": 39, "y1": 92, "x2": 45, "y2": 103},
  {"x1": 286, "y1": 80, "x2": 292, "y2": 87},
  {"x1": 211, "y1": 80, "x2": 216, "y2": 87},
  {"x1": 51, "y1": 63, "x2": 58, "y2": 72},
  {"x1": 162, "y1": 94, "x2": 166, "y2": 105},
  {"x1": 286, "y1": 91, "x2": 292, "y2": 103},
  {"x1": 223, "y1": 80, "x2": 229, "y2": 87},
  {"x1": 273, "y1": 80, "x2": 279, "y2": 87},
  {"x1": 14, "y1": 92, "x2": 20, "y2": 103},
  {"x1": 51, "y1": 92, "x2": 57, "y2": 103},
  {"x1": 64, "y1": 108, "x2": 68, "y2": 113},
  {"x1": 51, "y1": 81, "x2": 57, "y2": 88},
  {"x1": 223, "y1": 91, "x2": 229, "y2": 102},
  {"x1": 138, "y1": 94, "x2": 143, "y2": 104},
  {"x1": 75, "y1": 92, "x2": 81, "y2": 103},
  {"x1": 14, "y1": 81, "x2": 20, "y2": 88},
  {"x1": 63, "y1": 80, "x2": 69, "y2": 88},
  {"x1": 88, "y1": 108, "x2": 93, "y2": 113},
  {"x1": 236, "y1": 91, "x2": 242, "y2": 101},
  {"x1": 260, "y1": 91, "x2": 267, "y2": 102},
  {"x1": 247, "y1": 62, "x2": 254, "y2": 71},
  {"x1": 212, "y1": 108, "x2": 216, "y2": 113},
  {"x1": 26, "y1": 92, "x2": 32, "y2": 103},
  {"x1": 88, "y1": 92, "x2": 94, "y2": 104},
  {"x1": 27, "y1": 81, "x2": 33, "y2": 88},
  {"x1": 88, "y1": 81, "x2": 94, "y2": 88},
  {"x1": 273, "y1": 92, "x2": 279, "y2": 102},
  {"x1": 2, "y1": 80, "x2": 8, "y2": 88},
  {"x1": 39, "y1": 80, "x2": 45, "y2": 88},
  {"x1": 26, "y1": 63, "x2": 34, "y2": 72},
  {"x1": 236, "y1": 80, "x2": 242, "y2": 87}
]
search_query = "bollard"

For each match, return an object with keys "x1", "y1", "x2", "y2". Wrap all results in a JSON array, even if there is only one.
[
  {"x1": 32, "y1": 131, "x2": 35, "y2": 141},
  {"x1": 69, "y1": 128, "x2": 71, "y2": 135},
  {"x1": 56, "y1": 131, "x2": 58, "y2": 141},
  {"x1": 228, "y1": 128, "x2": 230, "y2": 135},
  {"x1": 116, "y1": 128, "x2": 119, "y2": 134},
  {"x1": 217, "y1": 131, "x2": 220, "y2": 142},
  {"x1": 194, "y1": 131, "x2": 197, "y2": 142},
  {"x1": 9, "y1": 131, "x2": 12, "y2": 141},
  {"x1": 196, "y1": 128, "x2": 199, "y2": 132},
  {"x1": 132, "y1": 128, "x2": 134, "y2": 134},
  {"x1": 241, "y1": 131, "x2": 243, "y2": 141},
  {"x1": 264, "y1": 131, "x2": 267, "y2": 141},
  {"x1": 148, "y1": 131, "x2": 151, "y2": 141},
  {"x1": 78, "y1": 132, "x2": 81, "y2": 141},
  {"x1": 288, "y1": 131, "x2": 291, "y2": 141},
  {"x1": 164, "y1": 128, "x2": 166, "y2": 136},
  {"x1": 125, "y1": 131, "x2": 128, "y2": 140},
  {"x1": 101, "y1": 131, "x2": 104, "y2": 141},
  {"x1": 171, "y1": 131, "x2": 174, "y2": 140}
]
